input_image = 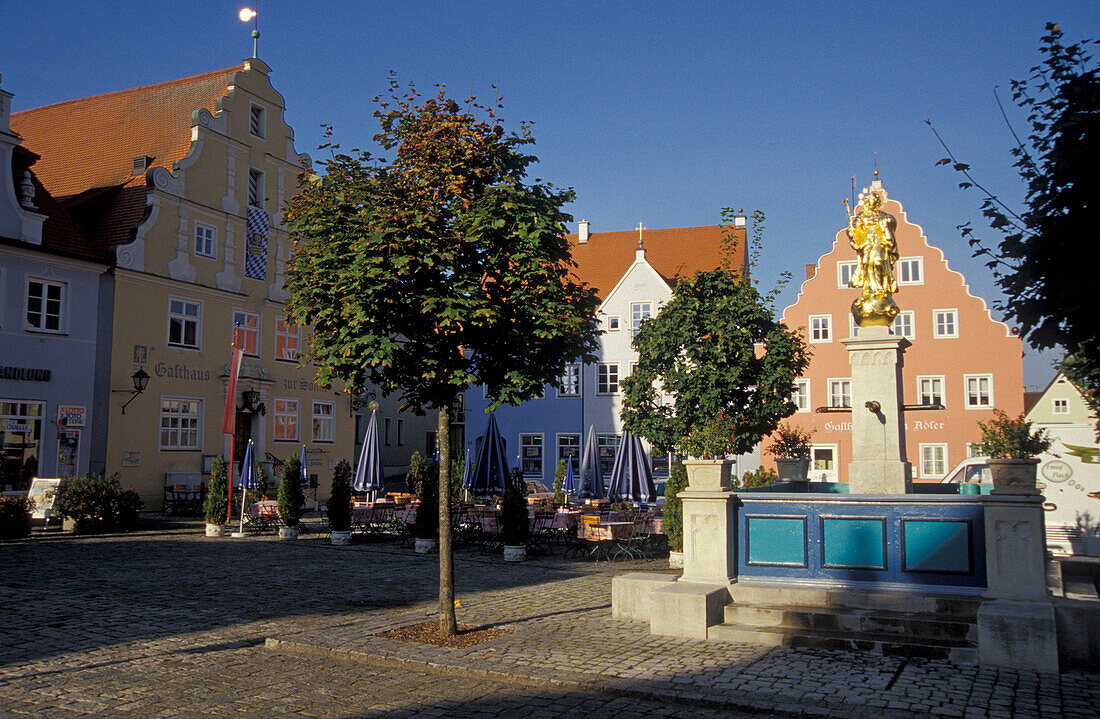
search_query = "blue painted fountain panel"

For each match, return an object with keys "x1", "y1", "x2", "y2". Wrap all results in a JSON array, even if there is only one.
[{"x1": 738, "y1": 496, "x2": 985, "y2": 589}]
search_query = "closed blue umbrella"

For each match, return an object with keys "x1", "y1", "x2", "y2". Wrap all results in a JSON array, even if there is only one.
[
  {"x1": 562, "y1": 455, "x2": 578, "y2": 498},
  {"x1": 578, "y1": 425, "x2": 605, "y2": 499},
  {"x1": 238, "y1": 439, "x2": 258, "y2": 490},
  {"x1": 607, "y1": 430, "x2": 657, "y2": 504},
  {"x1": 300, "y1": 445, "x2": 309, "y2": 488},
  {"x1": 354, "y1": 409, "x2": 384, "y2": 493},
  {"x1": 469, "y1": 413, "x2": 508, "y2": 497}
]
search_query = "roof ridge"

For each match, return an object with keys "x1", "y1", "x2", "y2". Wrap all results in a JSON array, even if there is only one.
[
  {"x1": 12, "y1": 65, "x2": 240, "y2": 116},
  {"x1": 566, "y1": 223, "x2": 724, "y2": 237}
]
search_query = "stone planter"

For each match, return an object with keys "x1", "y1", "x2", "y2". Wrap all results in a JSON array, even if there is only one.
[
  {"x1": 775, "y1": 457, "x2": 810, "y2": 481},
  {"x1": 682, "y1": 458, "x2": 734, "y2": 491},
  {"x1": 414, "y1": 537, "x2": 438, "y2": 554},
  {"x1": 668, "y1": 550, "x2": 683, "y2": 569},
  {"x1": 988, "y1": 458, "x2": 1041, "y2": 495},
  {"x1": 204, "y1": 523, "x2": 224, "y2": 538},
  {"x1": 278, "y1": 526, "x2": 300, "y2": 540},
  {"x1": 503, "y1": 544, "x2": 526, "y2": 562},
  {"x1": 330, "y1": 530, "x2": 351, "y2": 546}
]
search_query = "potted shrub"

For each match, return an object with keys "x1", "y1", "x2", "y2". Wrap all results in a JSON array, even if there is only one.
[
  {"x1": 328, "y1": 459, "x2": 353, "y2": 545},
  {"x1": 679, "y1": 412, "x2": 739, "y2": 491},
  {"x1": 52, "y1": 473, "x2": 144, "y2": 533},
  {"x1": 500, "y1": 468, "x2": 529, "y2": 561},
  {"x1": 410, "y1": 454, "x2": 439, "y2": 553},
  {"x1": 0, "y1": 495, "x2": 32, "y2": 539},
  {"x1": 766, "y1": 422, "x2": 814, "y2": 480},
  {"x1": 973, "y1": 409, "x2": 1053, "y2": 495},
  {"x1": 553, "y1": 459, "x2": 566, "y2": 504},
  {"x1": 203, "y1": 456, "x2": 229, "y2": 537},
  {"x1": 277, "y1": 451, "x2": 305, "y2": 539},
  {"x1": 663, "y1": 460, "x2": 688, "y2": 568}
]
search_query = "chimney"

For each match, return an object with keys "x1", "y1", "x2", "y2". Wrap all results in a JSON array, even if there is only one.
[
  {"x1": 578, "y1": 219, "x2": 590, "y2": 244},
  {"x1": 734, "y1": 208, "x2": 746, "y2": 228},
  {"x1": 806, "y1": 264, "x2": 816, "y2": 280}
]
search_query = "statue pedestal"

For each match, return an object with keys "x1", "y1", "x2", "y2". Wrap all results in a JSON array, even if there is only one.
[{"x1": 841, "y1": 326, "x2": 910, "y2": 494}]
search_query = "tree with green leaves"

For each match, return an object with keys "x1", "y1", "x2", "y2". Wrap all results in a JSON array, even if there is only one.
[
  {"x1": 930, "y1": 23, "x2": 1099, "y2": 429},
  {"x1": 621, "y1": 210, "x2": 810, "y2": 458},
  {"x1": 283, "y1": 81, "x2": 600, "y2": 636}
]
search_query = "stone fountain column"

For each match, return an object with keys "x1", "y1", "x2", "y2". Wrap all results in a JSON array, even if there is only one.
[{"x1": 841, "y1": 325, "x2": 911, "y2": 494}]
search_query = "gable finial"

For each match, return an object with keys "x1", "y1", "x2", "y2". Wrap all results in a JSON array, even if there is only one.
[
  {"x1": 636, "y1": 222, "x2": 645, "y2": 247},
  {"x1": 239, "y1": 7, "x2": 260, "y2": 58}
]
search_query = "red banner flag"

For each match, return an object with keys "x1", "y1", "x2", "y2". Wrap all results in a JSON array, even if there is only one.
[{"x1": 222, "y1": 326, "x2": 243, "y2": 434}]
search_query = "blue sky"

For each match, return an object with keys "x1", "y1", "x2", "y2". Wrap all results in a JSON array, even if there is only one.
[{"x1": 5, "y1": 1, "x2": 1097, "y2": 389}]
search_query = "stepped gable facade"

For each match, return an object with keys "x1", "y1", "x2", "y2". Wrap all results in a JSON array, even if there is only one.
[
  {"x1": 767, "y1": 184, "x2": 1024, "y2": 484},
  {"x1": 11, "y1": 60, "x2": 354, "y2": 509}
]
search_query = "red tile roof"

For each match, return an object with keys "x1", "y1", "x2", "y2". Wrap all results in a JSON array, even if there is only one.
[
  {"x1": 10, "y1": 66, "x2": 238, "y2": 200},
  {"x1": 566, "y1": 224, "x2": 745, "y2": 301}
]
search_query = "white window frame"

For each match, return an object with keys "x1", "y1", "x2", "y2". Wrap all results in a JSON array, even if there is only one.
[
  {"x1": 848, "y1": 313, "x2": 860, "y2": 339},
  {"x1": 159, "y1": 396, "x2": 202, "y2": 451},
  {"x1": 274, "y1": 317, "x2": 300, "y2": 362},
  {"x1": 605, "y1": 316, "x2": 620, "y2": 332},
  {"x1": 828, "y1": 378, "x2": 851, "y2": 408},
  {"x1": 919, "y1": 443, "x2": 948, "y2": 479},
  {"x1": 249, "y1": 102, "x2": 266, "y2": 139},
  {"x1": 897, "y1": 257, "x2": 924, "y2": 286},
  {"x1": 630, "y1": 302, "x2": 652, "y2": 336},
  {"x1": 557, "y1": 364, "x2": 580, "y2": 397},
  {"x1": 520, "y1": 433, "x2": 544, "y2": 480},
  {"x1": 232, "y1": 309, "x2": 261, "y2": 357},
  {"x1": 557, "y1": 433, "x2": 581, "y2": 474},
  {"x1": 964, "y1": 374, "x2": 994, "y2": 409},
  {"x1": 917, "y1": 375, "x2": 945, "y2": 407},
  {"x1": 837, "y1": 261, "x2": 857, "y2": 289},
  {"x1": 167, "y1": 297, "x2": 202, "y2": 350},
  {"x1": 25, "y1": 277, "x2": 66, "y2": 333},
  {"x1": 892, "y1": 310, "x2": 915, "y2": 339},
  {"x1": 194, "y1": 222, "x2": 217, "y2": 259},
  {"x1": 933, "y1": 309, "x2": 959, "y2": 339},
  {"x1": 967, "y1": 442, "x2": 984, "y2": 458},
  {"x1": 809, "y1": 314, "x2": 832, "y2": 343},
  {"x1": 1052, "y1": 398, "x2": 1070, "y2": 415},
  {"x1": 598, "y1": 434, "x2": 619, "y2": 477},
  {"x1": 273, "y1": 398, "x2": 299, "y2": 442},
  {"x1": 311, "y1": 401, "x2": 335, "y2": 443},
  {"x1": 597, "y1": 363, "x2": 619, "y2": 395},
  {"x1": 792, "y1": 379, "x2": 811, "y2": 413},
  {"x1": 247, "y1": 167, "x2": 265, "y2": 209}
]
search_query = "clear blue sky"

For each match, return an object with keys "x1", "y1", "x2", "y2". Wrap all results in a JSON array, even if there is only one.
[{"x1": 5, "y1": 1, "x2": 1097, "y2": 390}]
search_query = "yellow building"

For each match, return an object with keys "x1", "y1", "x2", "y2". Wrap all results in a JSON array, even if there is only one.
[{"x1": 12, "y1": 59, "x2": 354, "y2": 509}]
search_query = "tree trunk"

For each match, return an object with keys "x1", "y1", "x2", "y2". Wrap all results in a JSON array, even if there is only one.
[{"x1": 437, "y1": 404, "x2": 457, "y2": 636}]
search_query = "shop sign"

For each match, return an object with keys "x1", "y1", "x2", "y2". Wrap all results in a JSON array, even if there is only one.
[
  {"x1": 57, "y1": 405, "x2": 87, "y2": 428},
  {"x1": 0, "y1": 365, "x2": 51, "y2": 382},
  {"x1": 153, "y1": 362, "x2": 211, "y2": 382},
  {"x1": 3, "y1": 420, "x2": 31, "y2": 433}
]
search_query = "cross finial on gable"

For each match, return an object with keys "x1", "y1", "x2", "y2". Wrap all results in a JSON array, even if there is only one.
[{"x1": 636, "y1": 222, "x2": 645, "y2": 247}]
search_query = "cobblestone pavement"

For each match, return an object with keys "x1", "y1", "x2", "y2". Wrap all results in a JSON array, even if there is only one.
[{"x1": 2, "y1": 520, "x2": 1098, "y2": 718}]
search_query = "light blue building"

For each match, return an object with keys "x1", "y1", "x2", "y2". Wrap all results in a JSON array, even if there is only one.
[
  {"x1": 464, "y1": 220, "x2": 758, "y2": 487},
  {"x1": 0, "y1": 78, "x2": 110, "y2": 487}
]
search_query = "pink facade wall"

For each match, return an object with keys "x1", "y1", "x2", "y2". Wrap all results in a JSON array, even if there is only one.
[{"x1": 768, "y1": 192, "x2": 1024, "y2": 484}]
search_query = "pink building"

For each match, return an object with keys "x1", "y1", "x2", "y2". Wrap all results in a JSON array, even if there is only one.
[{"x1": 768, "y1": 182, "x2": 1024, "y2": 485}]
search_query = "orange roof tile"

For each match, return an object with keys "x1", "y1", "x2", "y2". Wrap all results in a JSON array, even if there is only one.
[
  {"x1": 566, "y1": 224, "x2": 745, "y2": 301},
  {"x1": 10, "y1": 66, "x2": 239, "y2": 200}
]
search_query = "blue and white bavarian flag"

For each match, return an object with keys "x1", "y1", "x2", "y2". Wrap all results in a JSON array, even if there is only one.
[{"x1": 245, "y1": 207, "x2": 269, "y2": 279}]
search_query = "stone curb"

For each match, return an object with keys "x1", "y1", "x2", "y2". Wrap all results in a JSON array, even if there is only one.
[{"x1": 265, "y1": 635, "x2": 924, "y2": 719}]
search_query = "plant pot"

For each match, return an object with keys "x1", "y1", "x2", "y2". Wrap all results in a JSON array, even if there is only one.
[
  {"x1": 668, "y1": 550, "x2": 683, "y2": 569},
  {"x1": 682, "y1": 458, "x2": 734, "y2": 491},
  {"x1": 988, "y1": 458, "x2": 1041, "y2": 495},
  {"x1": 503, "y1": 544, "x2": 526, "y2": 562},
  {"x1": 775, "y1": 458, "x2": 810, "y2": 481},
  {"x1": 414, "y1": 537, "x2": 438, "y2": 554},
  {"x1": 278, "y1": 526, "x2": 300, "y2": 540},
  {"x1": 330, "y1": 530, "x2": 351, "y2": 546},
  {"x1": 205, "y1": 523, "x2": 224, "y2": 538}
]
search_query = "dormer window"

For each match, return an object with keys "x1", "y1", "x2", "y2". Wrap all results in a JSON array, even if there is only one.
[{"x1": 249, "y1": 103, "x2": 266, "y2": 138}]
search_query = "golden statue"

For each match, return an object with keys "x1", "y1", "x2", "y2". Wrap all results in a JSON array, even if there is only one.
[{"x1": 844, "y1": 183, "x2": 899, "y2": 327}]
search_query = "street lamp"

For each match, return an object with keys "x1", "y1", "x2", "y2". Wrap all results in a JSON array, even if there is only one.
[{"x1": 120, "y1": 368, "x2": 150, "y2": 414}]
